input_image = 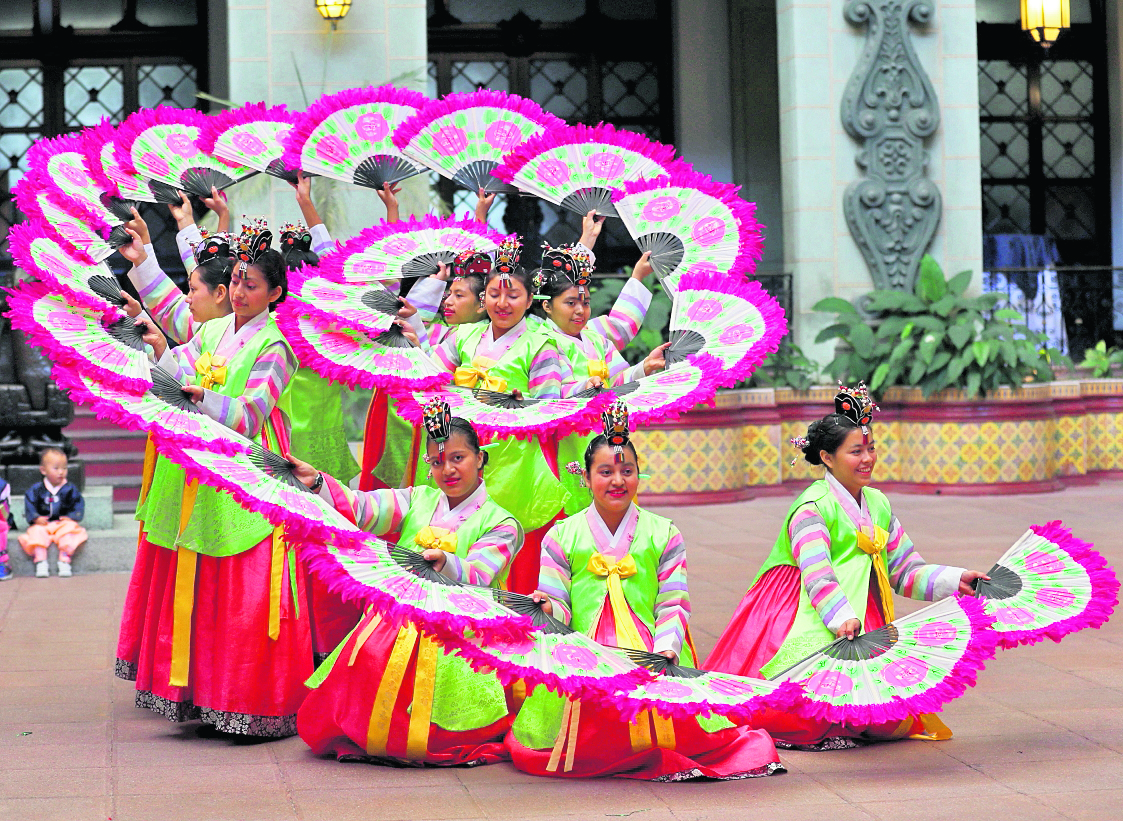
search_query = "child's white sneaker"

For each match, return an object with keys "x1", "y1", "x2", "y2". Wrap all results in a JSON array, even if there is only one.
[
  {"x1": 57, "y1": 562, "x2": 72, "y2": 578},
  {"x1": 34, "y1": 561, "x2": 49, "y2": 578}
]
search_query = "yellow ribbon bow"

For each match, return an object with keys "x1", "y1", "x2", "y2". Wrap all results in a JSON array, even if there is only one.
[
  {"x1": 453, "y1": 357, "x2": 508, "y2": 392},
  {"x1": 414, "y1": 525, "x2": 458, "y2": 555},
  {"x1": 194, "y1": 352, "x2": 227, "y2": 390},
  {"x1": 856, "y1": 525, "x2": 894, "y2": 622},
  {"x1": 586, "y1": 552, "x2": 644, "y2": 650},
  {"x1": 587, "y1": 360, "x2": 609, "y2": 380}
]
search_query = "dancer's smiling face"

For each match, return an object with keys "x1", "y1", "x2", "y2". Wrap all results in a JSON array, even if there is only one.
[
  {"x1": 821, "y1": 428, "x2": 877, "y2": 500},
  {"x1": 585, "y1": 442, "x2": 640, "y2": 517},
  {"x1": 426, "y1": 430, "x2": 484, "y2": 506},
  {"x1": 443, "y1": 277, "x2": 487, "y2": 325},
  {"x1": 544, "y1": 285, "x2": 590, "y2": 337}
]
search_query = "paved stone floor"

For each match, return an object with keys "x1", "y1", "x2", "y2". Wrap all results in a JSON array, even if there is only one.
[{"x1": 1, "y1": 482, "x2": 1121, "y2": 821}]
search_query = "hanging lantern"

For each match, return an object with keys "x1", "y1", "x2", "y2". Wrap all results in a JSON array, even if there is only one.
[
  {"x1": 315, "y1": 0, "x2": 352, "y2": 29},
  {"x1": 1021, "y1": 0, "x2": 1070, "y2": 48}
]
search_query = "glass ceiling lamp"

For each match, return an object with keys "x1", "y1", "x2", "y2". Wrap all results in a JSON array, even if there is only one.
[
  {"x1": 315, "y1": 0, "x2": 352, "y2": 30},
  {"x1": 1021, "y1": 0, "x2": 1070, "y2": 48}
]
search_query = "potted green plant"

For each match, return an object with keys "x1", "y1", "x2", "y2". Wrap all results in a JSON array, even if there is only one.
[{"x1": 813, "y1": 255, "x2": 1069, "y2": 398}]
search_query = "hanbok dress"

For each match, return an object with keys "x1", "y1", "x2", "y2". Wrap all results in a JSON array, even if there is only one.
[
  {"x1": 297, "y1": 479, "x2": 523, "y2": 765},
  {"x1": 431, "y1": 316, "x2": 572, "y2": 593},
  {"x1": 506, "y1": 503, "x2": 783, "y2": 779},
  {"x1": 116, "y1": 309, "x2": 313, "y2": 736},
  {"x1": 705, "y1": 471, "x2": 967, "y2": 747}
]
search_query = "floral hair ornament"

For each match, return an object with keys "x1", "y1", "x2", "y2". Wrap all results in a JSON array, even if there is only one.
[
  {"x1": 601, "y1": 400, "x2": 631, "y2": 463},
  {"x1": 421, "y1": 397, "x2": 453, "y2": 464},
  {"x1": 787, "y1": 435, "x2": 810, "y2": 468},
  {"x1": 565, "y1": 460, "x2": 588, "y2": 488},
  {"x1": 538, "y1": 242, "x2": 594, "y2": 297},
  {"x1": 492, "y1": 235, "x2": 522, "y2": 288},
  {"x1": 453, "y1": 248, "x2": 492, "y2": 279},
  {"x1": 233, "y1": 216, "x2": 273, "y2": 267},
  {"x1": 834, "y1": 380, "x2": 879, "y2": 437},
  {"x1": 279, "y1": 222, "x2": 312, "y2": 253},
  {"x1": 189, "y1": 228, "x2": 234, "y2": 267}
]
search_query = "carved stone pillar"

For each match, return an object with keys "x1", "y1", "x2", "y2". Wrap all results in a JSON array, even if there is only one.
[{"x1": 841, "y1": 0, "x2": 941, "y2": 293}]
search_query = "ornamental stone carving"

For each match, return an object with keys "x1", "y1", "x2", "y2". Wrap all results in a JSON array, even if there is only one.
[{"x1": 841, "y1": 0, "x2": 941, "y2": 292}]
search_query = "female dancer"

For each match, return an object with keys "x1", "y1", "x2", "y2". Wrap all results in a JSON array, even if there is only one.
[
  {"x1": 118, "y1": 223, "x2": 313, "y2": 737},
  {"x1": 507, "y1": 404, "x2": 783, "y2": 779},
  {"x1": 705, "y1": 384, "x2": 989, "y2": 747},
  {"x1": 294, "y1": 401, "x2": 522, "y2": 765},
  {"x1": 427, "y1": 245, "x2": 573, "y2": 591},
  {"x1": 530, "y1": 244, "x2": 667, "y2": 512}
]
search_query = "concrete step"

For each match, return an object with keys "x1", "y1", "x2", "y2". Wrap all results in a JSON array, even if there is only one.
[
  {"x1": 80, "y1": 451, "x2": 146, "y2": 478},
  {"x1": 4, "y1": 516, "x2": 138, "y2": 576},
  {"x1": 67, "y1": 436, "x2": 149, "y2": 456}
]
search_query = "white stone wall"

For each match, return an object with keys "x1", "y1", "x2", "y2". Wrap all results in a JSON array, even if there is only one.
[
  {"x1": 221, "y1": 0, "x2": 429, "y2": 237},
  {"x1": 776, "y1": 0, "x2": 983, "y2": 361}
]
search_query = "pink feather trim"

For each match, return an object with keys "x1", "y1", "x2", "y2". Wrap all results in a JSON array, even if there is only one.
[
  {"x1": 440, "y1": 632, "x2": 655, "y2": 705},
  {"x1": 992, "y1": 521, "x2": 1121, "y2": 649},
  {"x1": 7, "y1": 223, "x2": 117, "y2": 314},
  {"x1": 281, "y1": 84, "x2": 430, "y2": 172},
  {"x1": 317, "y1": 213, "x2": 510, "y2": 283},
  {"x1": 14, "y1": 173, "x2": 113, "y2": 233},
  {"x1": 196, "y1": 102, "x2": 295, "y2": 168},
  {"x1": 51, "y1": 369, "x2": 252, "y2": 458},
  {"x1": 155, "y1": 438, "x2": 371, "y2": 552},
  {"x1": 392, "y1": 388, "x2": 612, "y2": 443},
  {"x1": 613, "y1": 170, "x2": 766, "y2": 274},
  {"x1": 77, "y1": 119, "x2": 148, "y2": 200},
  {"x1": 113, "y1": 106, "x2": 208, "y2": 175},
  {"x1": 786, "y1": 594, "x2": 999, "y2": 726},
  {"x1": 620, "y1": 353, "x2": 722, "y2": 427},
  {"x1": 4, "y1": 282, "x2": 149, "y2": 394},
  {"x1": 392, "y1": 89, "x2": 566, "y2": 151},
  {"x1": 25, "y1": 133, "x2": 87, "y2": 180},
  {"x1": 296, "y1": 539, "x2": 535, "y2": 644},
  {"x1": 276, "y1": 307, "x2": 451, "y2": 393},
  {"x1": 493, "y1": 122, "x2": 687, "y2": 184},
  {"x1": 600, "y1": 676, "x2": 808, "y2": 725},
  {"x1": 675, "y1": 272, "x2": 788, "y2": 388}
]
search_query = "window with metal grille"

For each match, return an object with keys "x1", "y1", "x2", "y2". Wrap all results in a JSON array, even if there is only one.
[
  {"x1": 0, "y1": 1, "x2": 211, "y2": 284},
  {"x1": 977, "y1": 18, "x2": 1113, "y2": 352},
  {"x1": 427, "y1": 0, "x2": 673, "y2": 273}
]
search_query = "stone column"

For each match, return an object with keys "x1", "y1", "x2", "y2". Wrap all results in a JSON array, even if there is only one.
[
  {"x1": 776, "y1": 0, "x2": 982, "y2": 362},
  {"x1": 223, "y1": 0, "x2": 429, "y2": 234}
]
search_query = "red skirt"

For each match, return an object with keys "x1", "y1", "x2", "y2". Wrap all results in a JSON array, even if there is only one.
[
  {"x1": 116, "y1": 530, "x2": 314, "y2": 736},
  {"x1": 298, "y1": 609, "x2": 510, "y2": 766},
  {"x1": 302, "y1": 567, "x2": 363, "y2": 663},
  {"x1": 704, "y1": 565, "x2": 937, "y2": 748},
  {"x1": 505, "y1": 700, "x2": 782, "y2": 781}
]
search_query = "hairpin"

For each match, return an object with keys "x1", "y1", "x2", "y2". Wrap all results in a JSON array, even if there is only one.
[
  {"x1": 493, "y1": 236, "x2": 522, "y2": 288},
  {"x1": 788, "y1": 435, "x2": 810, "y2": 468},
  {"x1": 565, "y1": 461, "x2": 588, "y2": 488},
  {"x1": 601, "y1": 400, "x2": 630, "y2": 463},
  {"x1": 421, "y1": 397, "x2": 452, "y2": 464}
]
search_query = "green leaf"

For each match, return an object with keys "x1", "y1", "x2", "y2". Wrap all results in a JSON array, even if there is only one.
[
  {"x1": 993, "y1": 308, "x2": 1024, "y2": 321},
  {"x1": 929, "y1": 350, "x2": 952, "y2": 372},
  {"x1": 848, "y1": 322, "x2": 875, "y2": 354},
  {"x1": 946, "y1": 269, "x2": 973, "y2": 297},
  {"x1": 877, "y1": 316, "x2": 912, "y2": 338},
  {"x1": 864, "y1": 291, "x2": 927, "y2": 313},
  {"x1": 930, "y1": 294, "x2": 957, "y2": 317},
  {"x1": 814, "y1": 323, "x2": 855, "y2": 343},
  {"x1": 869, "y1": 362, "x2": 891, "y2": 392},
  {"x1": 918, "y1": 332, "x2": 942, "y2": 364},
  {"x1": 908, "y1": 356, "x2": 928, "y2": 385},
  {"x1": 972, "y1": 339, "x2": 990, "y2": 367},
  {"x1": 946, "y1": 354, "x2": 968, "y2": 384},
  {"x1": 948, "y1": 324, "x2": 973, "y2": 350},
  {"x1": 915, "y1": 255, "x2": 948, "y2": 302},
  {"x1": 888, "y1": 337, "x2": 915, "y2": 364},
  {"x1": 812, "y1": 297, "x2": 858, "y2": 315},
  {"x1": 965, "y1": 371, "x2": 982, "y2": 398}
]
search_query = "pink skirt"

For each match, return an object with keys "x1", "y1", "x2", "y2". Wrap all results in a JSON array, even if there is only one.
[{"x1": 116, "y1": 530, "x2": 314, "y2": 736}]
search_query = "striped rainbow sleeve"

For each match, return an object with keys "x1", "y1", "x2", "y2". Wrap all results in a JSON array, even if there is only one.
[
  {"x1": 432, "y1": 328, "x2": 462, "y2": 372},
  {"x1": 197, "y1": 341, "x2": 297, "y2": 438},
  {"x1": 652, "y1": 526, "x2": 690, "y2": 657},
  {"x1": 442, "y1": 519, "x2": 523, "y2": 586},
  {"x1": 406, "y1": 276, "x2": 445, "y2": 324},
  {"x1": 537, "y1": 527, "x2": 573, "y2": 624},
  {"x1": 606, "y1": 344, "x2": 645, "y2": 385},
  {"x1": 527, "y1": 344, "x2": 565, "y2": 398},
  {"x1": 176, "y1": 225, "x2": 203, "y2": 275},
  {"x1": 309, "y1": 224, "x2": 334, "y2": 257},
  {"x1": 886, "y1": 515, "x2": 965, "y2": 601},
  {"x1": 128, "y1": 253, "x2": 198, "y2": 344},
  {"x1": 790, "y1": 504, "x2": 859, "y2": 631},
  {"x1": 157, "y1": 334, "x2": 205, "y2": 384},
  {"x1": 332, "y1": 486, "x2": 412, "y2": 536},
  {"x1": 585, "y1": 278, "x2": 652, "y2": 350}
]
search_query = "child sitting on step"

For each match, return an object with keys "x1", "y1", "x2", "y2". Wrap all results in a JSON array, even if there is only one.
[{"x1": 19, "y1": 448, "x2": 86, "y2": 578}]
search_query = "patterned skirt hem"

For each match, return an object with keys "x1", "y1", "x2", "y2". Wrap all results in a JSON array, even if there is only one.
[
  {"x1": 648, "y1": 761, "x2": 786, "y2": 782},
  {"x1": 115, "y1": 658, "x2": 138, "y2": 681},
  {"x1": 774, "y1": 736, "x2": 864, "y2": 752},
  {"x1": 133, "y1": 690, "x2": 298, "y2": 737}
]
